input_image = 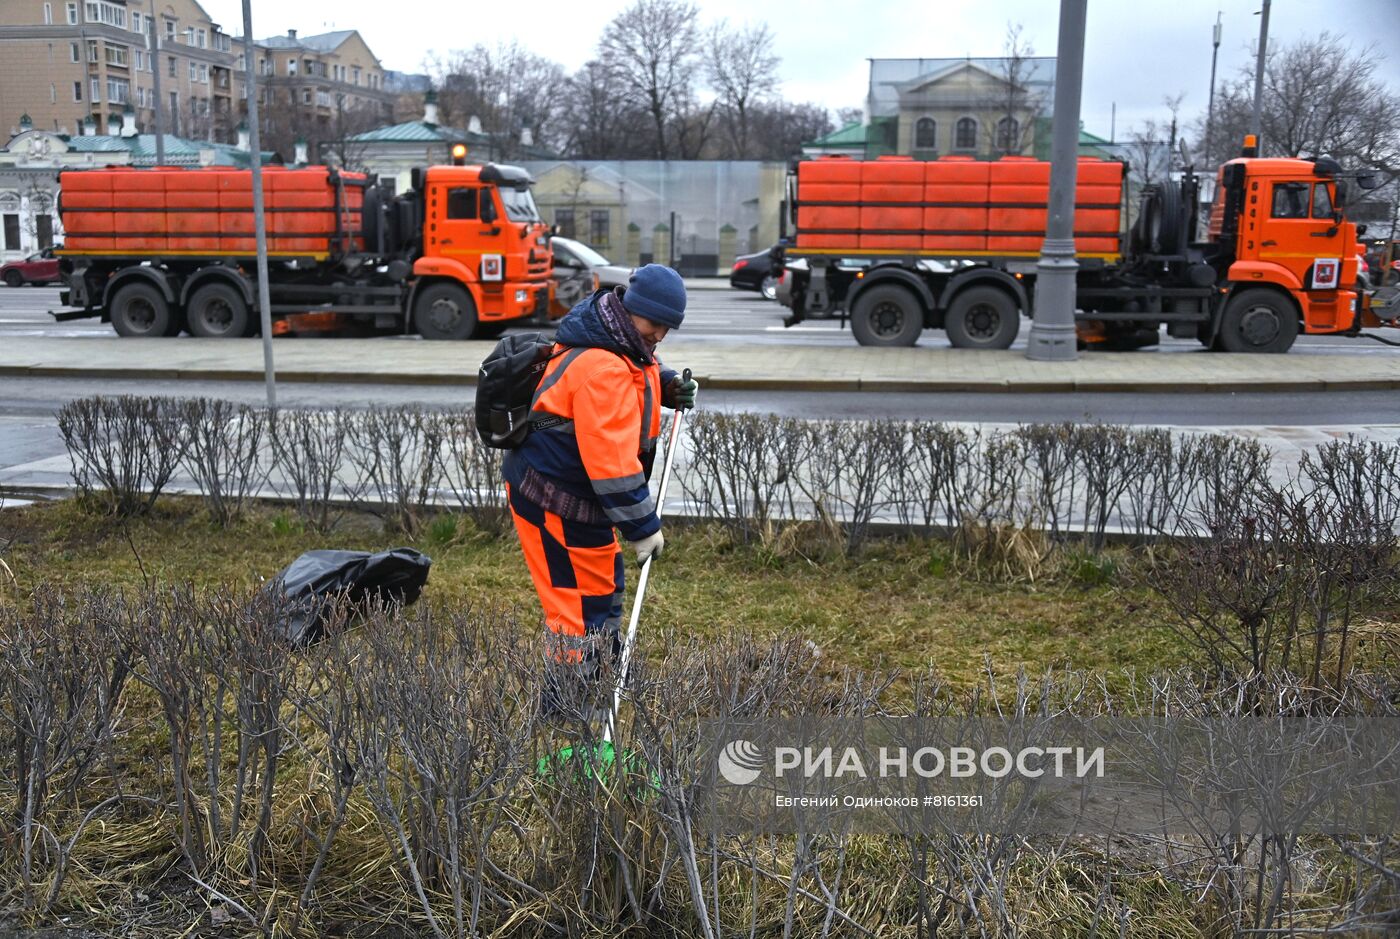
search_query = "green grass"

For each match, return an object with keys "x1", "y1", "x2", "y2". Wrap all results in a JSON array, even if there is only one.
[{"x1": 2, "y1": 496, "x2": 1190, "y2": 691}]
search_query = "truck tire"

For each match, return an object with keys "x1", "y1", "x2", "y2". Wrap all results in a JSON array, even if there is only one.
[
  {"x1": 849, "y1": 284, "x2": 923, "y2": 347},
  {"x1": 413, "y1": 283, "x2": 478, "y2": 340},
  {"x1": 1218, "y1": 289, "x2": 1299, "y2": 353},
  {"x1": 944, "y1": 286, "x2": 1020, "y2": 349},
  {"x1": 109, "y1": 282, "x2": 176, "y2": 338},
  {"x1": 186, "y1": 282, "x2": 251, "y2": 338}
]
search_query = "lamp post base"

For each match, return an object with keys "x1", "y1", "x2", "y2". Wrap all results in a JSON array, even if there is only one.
[{"x1": 1026, "y1": 239, "x2": 1080, "y2": 362}]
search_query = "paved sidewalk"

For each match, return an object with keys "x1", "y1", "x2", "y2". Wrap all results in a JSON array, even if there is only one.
[{"x1": 0, "y1": 335, "x2": 1397, "y2": 393}]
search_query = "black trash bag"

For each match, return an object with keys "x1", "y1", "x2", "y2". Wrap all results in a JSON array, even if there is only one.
[{"x1": 264, "y1": 547, "x2": 432, "y2": 646}]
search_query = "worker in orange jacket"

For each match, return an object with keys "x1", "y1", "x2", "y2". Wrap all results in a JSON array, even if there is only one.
[{"x1": 502, "y1": 264, "x2": 698, "y2": 714}]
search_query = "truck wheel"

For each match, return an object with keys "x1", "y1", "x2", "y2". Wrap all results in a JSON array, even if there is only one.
[
  {"x1": 945, "y1": 286, "x2": 1020, "y2": 349},
  {"x1": 413, "y1": 283, "x2": 478, "y2": 340},
  {"x1": 186, "y1": 282, "x2": 251, "y2": 338},
  {"x1": 3, "y1": 271, "x2": 22, "y2": 288},
  {"x1": 1218, "y1": 289, "x2": 1299, "y2": 353},
  {"x1": 109, "y1": 282, "x2": 175, "y2": 338},
  {"x1": 850, "y1": 284, "x2": 923, "y2": 347}
]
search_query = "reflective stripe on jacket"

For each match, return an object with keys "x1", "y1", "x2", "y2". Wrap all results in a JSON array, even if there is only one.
[{"x1": 502, "y1": 344, "x2": 663, "y2": 541}]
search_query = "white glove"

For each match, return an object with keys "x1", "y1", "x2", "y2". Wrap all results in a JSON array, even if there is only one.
[{"x1": 631, "y1": 530, "x2": 664, "y2": 566}]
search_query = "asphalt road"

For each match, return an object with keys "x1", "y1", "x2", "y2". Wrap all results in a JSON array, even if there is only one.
[
  {"x1": 1, "y1": 283, "x2": 1398, "y2": 427},
  {"x1": 5, "y1": 283, "x2": 1400, "y2": 356}
]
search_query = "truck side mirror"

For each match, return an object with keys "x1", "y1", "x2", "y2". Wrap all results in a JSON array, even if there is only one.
[
  {"x1": 1356, "y1": 171, "x2": 1381, "y2": 191},
  {"x1": 480, "y1": 193, "x2": 497, "y2": 224}
]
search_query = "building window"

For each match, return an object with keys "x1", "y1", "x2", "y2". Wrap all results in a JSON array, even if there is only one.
[
  {"x1": 287, "y1": 58, "x2": 298, "y2": 76},
  {"x1": 165, "y1": 18, "x2": 176, "y2": 41},
  {"x1": 168, "y1": 55, "x2": 177, "y2": 77},
  {"x1": 84, "y1": 1, "x2": 125, "y2": 27},
  {"x1": 554, "y1": 208, "x2": 576, "y2": 239},
  {"x1": 195, "y1": 28, "x2": 206, "y2": 48},
  {"x1": 3, "y1": 214, "x2": 21, "y2": 252},
  {"x1": 352, "y1": 66, "x2": 361, "y2": 86},
  {"x1": 43, "y1": 3, "x2": 52, "y2": 25},
  {"x1": 914, "y1": 117, "x2": 936, "y2": 150},
  {"x1": 66, "y1": 2, "x2": 78, "y2": 25},
  {"x1": 199, "y1": 64, "x2": 208, "y2": 83},
  {"x1": 302, "y1": 89, "x2": 312, "y2": 105},
  {"x1": 50, "y1": 82, "x2": 57, "y2": 104},
  {"x1": 955, "y1": 117, "x2": 977, "y2": 150},
  {"x1": 36, "y1": 215, "x2": 54, "y2": 250},
  {"x1": 130, "y1": 11, "x2": 141, "y2": 33},
  {"x1": 106, "y1": 77, "x2": 128, "y2": 104},
  {"x1": 87, "y1": 39, "x2": 98, "y2": 62},
  {"x1": 90, "y1": 77, "x2": 100, "y2": 101},
  {"x1": 133, "y1": 49, "x2": 143, "y2": 71},
  {"x1": 589, "y1": 210, "x2": 610, "y2": 250},
  {"x1": 189, "y1": 61, "x2": 196, "y2": 80},
  {"x1": 73, "y1": 81, "x2": 83, "y2": 101},
  {"x1": 70, "y1": 42, "x2": 80, "y2": 63},
  {"x1": 105, "y1": 44, "x2": 128, "y2": 68},
  {"x1": 996, "y1": 116, "x2": 1020, "y2": 154}
]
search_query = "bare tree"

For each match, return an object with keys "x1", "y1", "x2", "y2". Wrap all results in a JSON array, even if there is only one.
[
  {"x1": 746, "y1": 101, "x2": 834, "y2": 160},
  {"x1": 559, "y1": 59, "x2": 652, "y2": 158},
  {"x1": 596, "y1": 0, "x2": 701, "y2": 159},
  {"x1": 983, "y1": 23, "x2": 1047, "y2": 156},
  {"x1": 1199, "y1": 33, "x2": 1400, "y2": 174},
  {"x1": 706, "y1": 20, "x2": 779, "y2": 158},
  {"x1": 428, "y1": 42, "x2": 567, "y2": 158},
  {"x1": 834, "y1": 105, "x2": 864, "y2": 128}
]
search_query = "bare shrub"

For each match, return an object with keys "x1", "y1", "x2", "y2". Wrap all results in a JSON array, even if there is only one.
[
  {"x1": 178, "y1": 398, "x2": 269, "y2": 527},
  {"x1": 1012, "y1": 423, "x2": 1081, "y2": 542},
  {"x1": 347, "y1": 405, "x2": 446, "y2": 536},
  {"x1": 1176, "y1": 434, "x2": 1276, "y2": 533},
  {"x1": 1071, "y1": 423, "x2": 1138, "y2": 552},
  {"x1": 794, "y1": 419, "x2": 907, "y2": 555},
  {"x1": 57, "y1": 396, "x2": 185, "y2": 516},
  {"x1": 268, "y1": 409, "x2": 361, "y2": 532},
  {"x1": 683, "y1": 412, "x2": 809, "y2": 545},
  {"x1": 899, "y1": 422, "x2": 973, "y2": 532},
  {"x1": 0, "y1": 589, "x2": 131, "y2": 910},
  {"x1": 436, "y1": 411, "x2": 509, "y2": 533}
]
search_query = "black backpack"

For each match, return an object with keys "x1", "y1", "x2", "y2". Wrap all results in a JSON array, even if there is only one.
[{"x1": 475, "y1": 332, "x2": 569, "y2": 449}]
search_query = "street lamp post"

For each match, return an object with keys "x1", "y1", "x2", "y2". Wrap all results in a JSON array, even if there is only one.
[
  {"x1": 241, "y1": 0, "x2": 277, "y2": 408},
  {"x1": 1205, "y1": 13, "x2": 1222, "y2": 168},
  {"x1": 148, "y1": 12, "x2": 165, "y2": 165},
  {"x1": 1251, "y1": 0, "x2": 1272, "y2": 146},
  {"x1": 1026, "y1": 0, "x2": 1088, "y2": 362}
]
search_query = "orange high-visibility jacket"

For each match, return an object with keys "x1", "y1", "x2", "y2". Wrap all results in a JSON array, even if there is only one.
[{"x1": 503, "y1": 344, "x2": 665, "y2": 540}]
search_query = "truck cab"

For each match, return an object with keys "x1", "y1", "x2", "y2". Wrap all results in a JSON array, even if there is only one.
[
  {"x1": 409, "y1": 163, "x2": 553, "y2": 339},
  {"x1": 1209, "y1": 152, "x2": 1364, "y2": 342}
]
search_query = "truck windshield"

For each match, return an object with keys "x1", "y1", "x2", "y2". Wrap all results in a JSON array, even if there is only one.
[{"x1": 498, "y1": 186, "x2": 540, "y2": 222}]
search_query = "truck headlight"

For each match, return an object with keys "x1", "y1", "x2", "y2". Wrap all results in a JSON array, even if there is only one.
[{"x1": 515, "y1": 289, "x2": 528, "y2": 303}]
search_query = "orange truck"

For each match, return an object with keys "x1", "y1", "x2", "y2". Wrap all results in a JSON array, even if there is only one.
[
  {"x1": 777, "y1": 138, "x2": 1392, "y2": 352},
  {"x1": 53, "y1": 162, "x2": 552, "y2": 340}
]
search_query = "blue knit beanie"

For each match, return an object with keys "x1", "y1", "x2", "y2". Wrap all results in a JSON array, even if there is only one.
[{"x1": 622, "y1": 264, "x2": 686, "y2": 329}]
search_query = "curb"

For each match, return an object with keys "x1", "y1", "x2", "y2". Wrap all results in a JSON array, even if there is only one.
[{"x1": 3, "y1": 363, "x2": 1399, "y2": 393}]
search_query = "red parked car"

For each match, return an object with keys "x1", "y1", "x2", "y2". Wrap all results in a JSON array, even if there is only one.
[{"x1": 1, "y1": 246, "x2": 61, "y2": 287}]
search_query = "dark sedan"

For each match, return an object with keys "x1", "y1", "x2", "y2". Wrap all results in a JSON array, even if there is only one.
[
  {"x1": 1, "y1": 246, "x2": 60, "y2": 286},
  {"x1": 729, "y1": 247, "x2": 779, "y2": 300}
]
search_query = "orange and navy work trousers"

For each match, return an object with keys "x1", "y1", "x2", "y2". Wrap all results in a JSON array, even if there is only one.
[{"x1": 507, "y1": 483, "x2": 624, "y2": 669}]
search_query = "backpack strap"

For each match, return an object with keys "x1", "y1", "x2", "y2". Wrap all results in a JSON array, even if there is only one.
[{"x1": 528, "y1": 346, "x2": 585, "y2": 431}]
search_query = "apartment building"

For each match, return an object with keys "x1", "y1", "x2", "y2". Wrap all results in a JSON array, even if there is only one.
[
  {"x1": 235, "y1": 28, "x2": 393, "y2": 159},
  {"x1": 0, "y1": 4, "x2": 394, "y2": 149},
  {"x1": 0, "y1": 0, "x2": 240, "y2": 139}
]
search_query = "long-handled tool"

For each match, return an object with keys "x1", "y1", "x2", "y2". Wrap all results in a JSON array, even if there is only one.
[
  {"x1": 601, "y1": 367, "x2": 689, "y2": 750},
  {"x1": 541, "y1": 369, "x2": 690, "y2": 779}
]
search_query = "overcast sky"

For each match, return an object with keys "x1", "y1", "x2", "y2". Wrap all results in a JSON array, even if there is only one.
[{"x1": 203, "y1": 0, "x2": 1399, "y2": 143}]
